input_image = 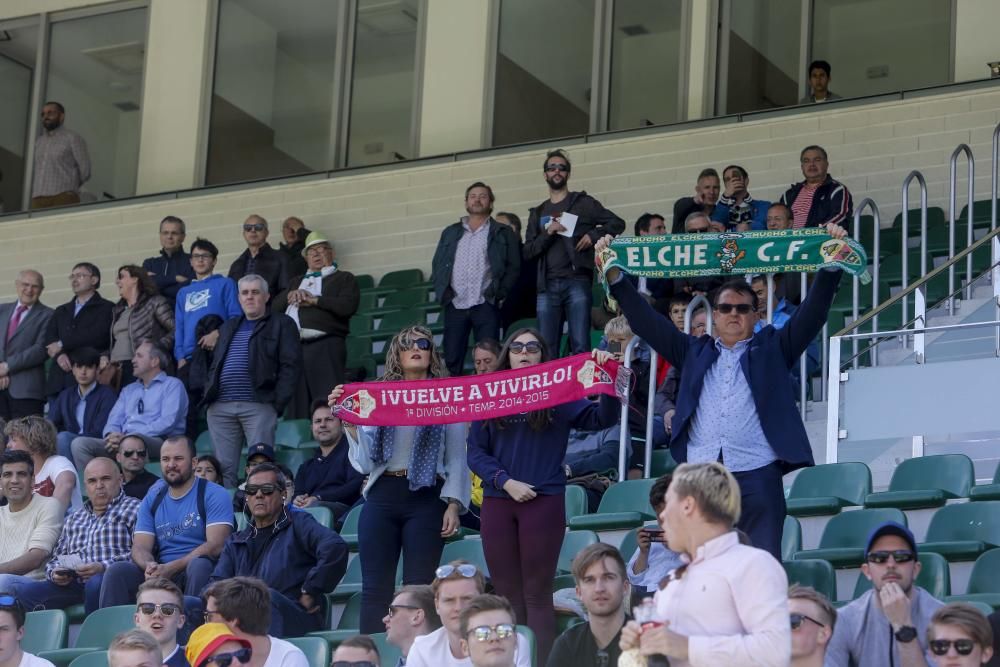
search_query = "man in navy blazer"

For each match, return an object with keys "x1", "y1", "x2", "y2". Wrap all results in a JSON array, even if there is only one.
[{"x1": 597, "y1": 224, "x2": 848, "y2": 558}]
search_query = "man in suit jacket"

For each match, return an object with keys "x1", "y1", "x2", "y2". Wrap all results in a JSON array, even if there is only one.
[
  {"x1": 0, "y1": 270, "x2": 54, "y2": 418},
  {"x1": 598, "y1": 225, "x2": 848, "y2": 559}
]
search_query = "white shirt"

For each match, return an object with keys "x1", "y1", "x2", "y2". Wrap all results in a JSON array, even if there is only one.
[
  {"x1": 19, "y1": 653, "x2": 56, "y2": 667},
  {"x1": 35, "y1": 455, "x2": 83, "y2": 512},
  {"x1": 406, "y1": 627, "x2": 532, "y2": 667},
  {"x1": 261, "y1": 637, "x2": 309, "y2": 667}
]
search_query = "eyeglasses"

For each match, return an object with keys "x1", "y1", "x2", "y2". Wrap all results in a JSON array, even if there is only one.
[
  {"x1": 68, "y1": 272, "x2": 93, "y2": 281},
  {"x1": 435, "y1": 563, "x2": 478, "y2": 579},
  {"x1": 929, "y1": 639, "x2": 977, "y2": 656},
  {"x1": 122, "y1": 449, "x2": 147, "y2": 459},
  {"x1": 509, "y1": 341, "x2": 542, "y2": 354},
  {"x1": 789, "y1": 613, "x2": 825, "y2": 630},
  {"x1": 468, "y1": 623, "x2": 516, "y2": 642},
  {"x1": 388, "y1": 604, "x2": 420, "y2": 618},
  {"x1": 137, "y1": 398, "x2": 144, "y2": 414},
  {"x1": 866, "y1": 550, "x2": 916, "y2": 565},
  {"x1": 243, "y1": 223, "x2": 266, "y2": 232},
  {"x1": 191, "y1": 253, "x2": 214, "y2": 261},
  {"x1": 688, "y1": 226, "x2": 710, "y2": 233},
  {"x1": 544, "y1": 163, "x2": 569, "y2": 173},
  {"x1": 714, "y1": 303, "x2": 755, "y2": 315},
  {"x1": 203, "y1": 648, "x2": 252, "y2": 667},
  {"x1": 331, "y1": 662, "x2": 377, "y2": 667},
  {"x1": 245, "y1": 483, "x2": 280, "y2": 497},
  {"x1": 203, "y1": 609, "x2": 222, "y2": 622},
  {"x1": 137, "y1": 602, "x2": 181, "y2": 616},
  {"x1": 403, "y1": 337, "x2": 432, "y2": 351}
]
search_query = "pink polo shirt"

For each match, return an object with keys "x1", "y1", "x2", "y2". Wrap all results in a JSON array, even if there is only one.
[{"x1": 653, "y1": 531, "x2": 791, "y2": 666}]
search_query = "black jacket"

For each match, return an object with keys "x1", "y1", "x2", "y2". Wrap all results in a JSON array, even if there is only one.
[
  {"x1": 44, "y1": 292, "x2": 115, "y2": 396},
  {"x1": 432, "y1": 219, "x2": 521, "y2": 306},
  {"x1": 780, "y1": 175, "x2": 853, "y2": 230},
  {"x1": 524, "y1": 191, "x2": 625, "y2": 289},
  {"x1": 228, "y1": 244, "x2": 289, "y2": 301},
  {"x1": 143, "y1": 249, "x2": 196, "y2": 302},
  {"x1": 202, "y1": 312, "x2": 303, "y2": 413},
  {"x1": 293, "y1": 437, "x2": 364, "y2": 505},
  {"x1": 279, "y1": 231, "x2": 309, "y2": 280},
  {"x1": 272, "y1": 270, "x2": 360, "y2": 338}
]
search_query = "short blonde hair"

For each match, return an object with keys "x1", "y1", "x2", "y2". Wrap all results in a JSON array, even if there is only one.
[
  {"x1": 789, "y1": 584, "x2": 837, "y2": 630},
  {"x1": 670, "y1": 462, "x2": 741, "y2": 526},
  {"x1": 929, "y1": 602, "x2": 993, "y2": 647},
  {"x1": 109, "y1": 629, "x2": 162, "y2": 667},
  {"x1": 604, "y1": 316, "x2": 633, "y2": 339}
]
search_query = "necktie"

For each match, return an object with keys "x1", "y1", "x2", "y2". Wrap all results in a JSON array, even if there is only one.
[{"x1": 6, "y1": 305, "x2": 25, "y2": 343}]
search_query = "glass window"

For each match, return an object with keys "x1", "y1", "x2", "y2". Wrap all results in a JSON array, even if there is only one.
[
  {"x1": 0, "y1": 22, "x2": 38, "y2": 213},
  {"x1": 493, "y1": 0, "x2": 595, "y2": 146},
  {"x1": 44, "y1": 7, "x2": 147, "y2": 202},
  {"x1": 346, "y1": 0, "x2": 421, "y2": 167},
  {"x1": 718, "y1": 0, "x2": 803, "y2": 114},
  {"x1": 608, "y1": 0, "x2": 684, "y2": 129},
  {"x1": 208, "y1": 0, "x2": 342, "y2": 185},
  {"x1": 811, "y1": 0, "x2": 951, "y2": 99}
]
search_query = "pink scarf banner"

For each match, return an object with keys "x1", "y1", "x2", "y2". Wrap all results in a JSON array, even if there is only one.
[{"x1": 333, "y1": 353, "x2": 630, "y2": 426}]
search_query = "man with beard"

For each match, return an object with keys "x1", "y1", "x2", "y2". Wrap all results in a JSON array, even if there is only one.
[
  {"x1": 432, "y1": 182, "x2": 520, "y2": 376},
  {"x1": 524, "y1": 150, "x2": 624, "y2": 356},
  {"x1": 99, "y1": 435, "x2": 233, "y2": 607},
  {"x1": 824, "y1": 522, "x2": 942, "y2": 666},
  {"x1": 31, "y1": 101, "x2": 91, "y2": 209},
  {"x1": 548, "y1": 543, "x2": 630, "y2": 667},
  {"x1": 291, "y1": 399, "x2": 363, "y2": 522}
]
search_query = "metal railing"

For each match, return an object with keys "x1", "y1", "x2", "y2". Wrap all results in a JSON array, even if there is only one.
[
  {"x1": 900, "y1": 170, "x2": 928, "y2": 325},
  {"x1": 949, "y1": 144, "x2": 975, "y2": 306},
  {"x1": 851, "y1": 199, "x2": 881, "y2": 367},
  {"x1": 615, "y1": 336, "x2": 661, "y2": 482}
]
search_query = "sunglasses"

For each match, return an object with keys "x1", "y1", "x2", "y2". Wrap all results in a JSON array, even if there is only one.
[
  {"x1": 388, "y1": 604, "x2": 420, "y2": 618},
  {"x1": 929, "y1": 639, "x2": 977, "y2": 656},
  {"x1": 435, "y1": 563, "x2": 478, "y2": 579},
  {"x1": 509, "y1": 341, "x2": 542, "y2": 354},
  {"x1": 137, "y1": 602, "x2": 181, "y2": 616},
  {"x1": 789, "y1": 612, "x2": 824, "y2": 630},
  {"x1": 122, "y1": 449, "x2": 147, "y2": 458},
  {"x1": 245, "y1": 483, "x2": 280, "y2": 497},
  {"x1": 0, "y1": 595, "x2": 19, "y2": 608},
  {"x1": 204, "y1": 648, "x2": 252, "y2": 667},
  {"x1": 402, "y1": 337, "x2": 432, "y2": 351},
  {"x1": 866, "y1": 550, "x2": 915, "y2": 565},
  {"x1": 544, "y1": 164, "x2": 569, "y2": 173},
  {"x1": 469, "y1": 623, "x2": 516, "y2": 642},
  {"x1": 714, "y1": 303, "x2": 755, "y2": 315},
  {"x1": 243, "y1": 224, "x2": 266, "y2": 232},
  {"x1": 331, "y1": 662, "x2": 377, "y2": 667}
]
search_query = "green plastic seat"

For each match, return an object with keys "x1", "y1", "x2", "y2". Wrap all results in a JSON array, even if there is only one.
[
  {"x1": 371, "y1": 632, "x2": 403, "y2": 667},
  {"x1": 945, "y1": 549, "x2": 1000, "y2": 610},
  {"x1": 144, "y1": 461, "x2": 162, "y2": 476},
  {"x1": 558, "y1": 531, "x2": 599, "y2": 574},
  {"x1": 650, "y1": 450, "x2": 677, "y2": 477},
  {"x1": 286, "y1": 636, "x2": 329, "y2": 667},
  {"x1": 921, "y1": 502, "x2": 1000, "y2": 561},
  {"x1": 340, "y1": 504, "x2": 362, "y2": 550},
  {"x1": 23, "y1": 609, "x2": 69, "y2": 653},
  {"x1": 792, "y1": 508, "x2": 907, "y2": 568},
  {"x1": 567, "y1": 479, "x2": 657, "y2": 532},
  {"x1": 865, "y1": 454, "x2": 974, "y2": 510},
  {"x1": 783, "y1": 559, "x2": 837, "y2": 602},
  {"x1": 564, "y1": 485, "x2": 589, "y2": 524},
  {"x1": 786, "y1": 462, "x2": 872, "y2": 517},
  {"x1": 517, "y1": 625, "x2": 537, "y2": 667},
  {"x1": 274, "y1": 419, "x2": 312, "y2": 448},
  {"x1": 958, "y1": 200, "x2": 1000, "y2": 228},
  {"x1": 782, "y1": 515, "x2": 802, "y2": 562},
  {"x1": 618, "y1": 527, "x2": 641, "y2": 564},
  {"x1": 276, "y1": 448, "x2": 312, "y2": 474},
  {"x1": 366, "y1": 287, "x2": 429, "y2": 316},
  {"x1": 354, "y1": 274, "x2": 375, "y2": 291},
  {"x1": 303, "y1": 505, "x2": 334, "y2": 530},
  {"x1": 891, "y1": 207, "x2": 946, "y2": 236},
  {"x1": 441, "y1": 539, "x2": 490, "y2": 577},
  {"x1": 504, "y1": 318, "x2": 538, "y2": 336},
  {"x1": 854, "y1": 552, "x2": 951, "y2": 600},
  {"x1": 195, "y1": 430, "x2": 214, "y2": 454},
  {"x1": 379, "y1": 269, "x2": 425, "y2": 289},
  {"x1": 67, "y1": 652, "x2": 107, "y2": 667},
  {"x1": 38, "y1": 606, "x2": 136, "y2": 667},
  {"x1": 970, "y1": 462, "x2": 1000, "y2": 502},
  {"x1": 329, "y1": 556, "x2": 363, "y2": 603}
]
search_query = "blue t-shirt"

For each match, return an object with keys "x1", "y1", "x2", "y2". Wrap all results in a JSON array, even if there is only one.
[
  {"x1": 135, "y1": 479, "x2": 234, "y2": 563},
  {"x1": 218, "y1": 319, "x2": 256, "y2": 402}
]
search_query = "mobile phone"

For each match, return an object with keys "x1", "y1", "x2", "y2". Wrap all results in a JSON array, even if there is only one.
[
  {"x1": 607, "y1": 341, "x2": 623, "y2": 355},
  {"x1": 642, "y1": 528, "x2": 664, "y2": 536},
  {"x1": 54, "y1": 568, "x2": 75, "y2": 577}
]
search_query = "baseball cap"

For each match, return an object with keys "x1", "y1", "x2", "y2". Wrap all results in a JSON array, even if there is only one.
[
  {"x1": 865, "y1": 521, "x2": 917, "y2": 556},
  {"x1": 246, "y1": 443, "x2": 275, "y2": 463},
  {"x1": 186, "y1": 623, "x2": 251, "y2": 667}
]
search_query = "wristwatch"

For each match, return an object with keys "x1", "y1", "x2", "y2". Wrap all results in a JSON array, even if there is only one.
[{"x1": 894, "y1": 625, "x2": 918, "y2": 643}]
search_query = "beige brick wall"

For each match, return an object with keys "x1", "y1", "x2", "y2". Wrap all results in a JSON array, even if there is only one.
[{"x1": 6, "y1": 86, "x2": 1000, "y2": 307}]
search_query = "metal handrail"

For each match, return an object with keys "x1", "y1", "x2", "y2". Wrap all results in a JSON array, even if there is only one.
[
  {"x1": 683, "y1": 295, "x2": 713, "y2": 334},
  {"x1": 900, "y1": 170, "x2": 928, "y2": 335},
  {"x1": 852, "y1": 199, "x2": 880, "y2": 367},
  {"x1": 949, "y1": 144, "x2": 975, "y2": 309},
  {"x1": 992, "y1": 122, "x2": 1000, "y2": 232},
  {"x1": 617, "y1": 336, "x2": 641, "y2": 482}
]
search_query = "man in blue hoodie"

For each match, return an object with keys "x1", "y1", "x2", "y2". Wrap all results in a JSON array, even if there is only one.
[{"x1": 175, "y1": 239, "x2": 242, "y2": 371}]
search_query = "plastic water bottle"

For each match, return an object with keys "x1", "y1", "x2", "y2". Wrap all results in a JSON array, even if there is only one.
[{"x1": 633, "y1": 598, "x2": 670, "y2": 666}]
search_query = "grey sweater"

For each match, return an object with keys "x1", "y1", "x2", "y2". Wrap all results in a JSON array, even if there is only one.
[{"x1": 823, "y1": 587, "x2": 942, "y2": 667}]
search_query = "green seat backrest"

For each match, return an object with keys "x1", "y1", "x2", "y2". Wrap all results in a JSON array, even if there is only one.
[
  {"x1": 341, "y1": 505, "x2": 362, "y2": 535},
  {"x1": 375, "y1": 309, "x2": 423, "y2": 332},
  {"x1": 195, "y1": 430, "x2": 214, "y2": 454},
  {"x1": 304, "y1": 505, "x2": 334, "y2": 530},
  {"x1": 818, "y1": 508, "x2": 906, "y2": 550},
  {"x1": 558, "y1": 531, "x2": 599, "y2": 573},
  {"x1": 505, "y1": 318, "x2": 537, "y2": 335},
  {"x1": 77, "y1": 606, "x2": 137, "y2": 648},
  {"x1": 650, "y1": 450, "x2": 677, "y2": 477},
  {"x1": 371, "y1": 632, "x2": 403, "y2": 667},
  {"x1": 275, "y1": 420, "x2": 311, "y2": 448},
  {"x1": 378, "y1": 269, "x2": 425, "y2": 288},
  {"x1": 276, "y1": 448, "x2": 312, "y2": 474},
  {"x1": 352, "y1": 314, "x2": 375, "y2": 335},
  {"x1": 993, "y1": 462, "x2": 1000, "y2": 485},
  {"x1": 925, "y1": 502, "x2": 1000, "y2": 545},
  {"x1": 24, "y1": 609, "x2": 68, "y2": 653},
  {"x1": 286, "y1": 636, "x2": 329, "y2": 667},
  {"x1": 564, "y1": 485, "x2": 588, "y2": 523},
  {"x1": 337, "y1": 593, "x2": 363, "y2": 630},
  {"x1": 782, "y1": 516, "x2": 802, "y2": 562},
  {"x1": 789, "y1": 462, "x2": 872, "y2": 506},
  {"x1": 595, "y1": 479, "x2": 657, "y2": 516},
  {"x1": 68, "y1": 651, "x2": 108, "y2": 667},
  {"x1": 441, "y1": 539, "x2": 490, "y2": 577},
  {"x1": 347, "y1": 336, "x2": 373, "y2": 361},
  {"x1": 783, "y1": 559, "x2": 836, "y2": 601},
  {"x1": 853, "y1": 552, "x2": 950, "y2": 599},
  {"x1": 355, "y1": 274, "x2": 375, "y2": 290},
  {"x1": 340, "y1": 556, "x2": 363, "y2": 586},
  {"x1": 891, "y1": 206, "x2": 946, "y2": 231},
  {"x1": 380, "y1": 288, "x2": 429, "y2": 309},
  {"x1": 887, "y1": 454, "x2": 973, "y2": 497},
  {"x1": 966, "y1": 549, "x2": 1000, "y2": 595},
  {"x1": 516, "y1": 625, "x2": 536, "y2": 667}
]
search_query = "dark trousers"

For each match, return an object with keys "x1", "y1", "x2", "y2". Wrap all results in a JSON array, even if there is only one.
[
  {"x1": 537, "y1": 278, "x2": 591, "y2": 356},
  {"x1": 357, "y1": 476, "x2": 445, "y2": 633},
  {"x1": 270, "y1": 587, "x2": 324, "y2": 637},
  {"x1": 14, "y1": 573, "x2": 104, "y2": 615},
  {"x1": 288, "y1": 335, "x2": 346, "y2": 419},
  {"x1": 480, "y1": 493, "x2": 565, "y2": 666},
  {"x1": 99, "y1": 557, "x2": 216, "y2": 607},
  {"x1": 732, "y1": 462, "x2": 786, "y2": 560},
  {"x1": 0, "y1": 391, "x2": 45, "y2": 420},
  {"x1": 443, "y1": 302, "x2": 500, "y2": 377}
]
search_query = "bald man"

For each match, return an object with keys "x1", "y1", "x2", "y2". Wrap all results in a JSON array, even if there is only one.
[
  {"x1": 11, "y1": 457, "x2": 142, "y2": 613},
  {"x1": 0, "y1": 270, "x2": 54, "y2": 418}
]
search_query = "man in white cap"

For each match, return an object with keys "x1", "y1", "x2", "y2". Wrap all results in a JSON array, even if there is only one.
[{"x1": 273, "y1": 232, "x2": 360, "y2": 418}]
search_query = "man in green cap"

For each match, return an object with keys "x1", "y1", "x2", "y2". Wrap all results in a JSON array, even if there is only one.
[{"x1": 273, "y1": 231, "x2": 360, "y2": 418}]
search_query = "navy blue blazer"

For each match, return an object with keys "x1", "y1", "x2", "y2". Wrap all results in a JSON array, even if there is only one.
[{"x1": 610, "y1": 268, "x2": 842, "y2": 473}]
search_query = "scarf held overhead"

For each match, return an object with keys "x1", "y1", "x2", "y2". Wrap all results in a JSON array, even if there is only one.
[{"x1": 333, "y1": 354, "x2": 630, "y2": 427}]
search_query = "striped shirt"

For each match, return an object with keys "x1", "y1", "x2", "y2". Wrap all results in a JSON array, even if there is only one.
[
  {"x1": 45, "y1": 489, "x2": 140, "y2": 579},
  {"x1": 217, "y1": 319, "x2": 256, "y2": 402},
  {"x1": 32, "y1": 126, "x2": 91, "y2": 197},
  {"x1": 790, "y1": 184, "x2": 817, "y2": 229}
]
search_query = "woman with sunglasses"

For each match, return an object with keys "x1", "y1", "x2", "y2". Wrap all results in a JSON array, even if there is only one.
[
  {"x1": 329, "y1": 325, "x2": 470, "y2": 633},
  {"x1": 467, "y1": 327, "x2": 619, "y2": 664}
]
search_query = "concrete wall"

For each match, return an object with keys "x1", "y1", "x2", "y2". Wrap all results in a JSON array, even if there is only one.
[{"x1": 5, "y1": 84, "x2": 1000, "y2": 307}]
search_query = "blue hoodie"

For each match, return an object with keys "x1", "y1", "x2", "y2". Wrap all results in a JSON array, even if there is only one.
[{"x1": 174, "y1": 274, "x2": 241, "y2": 361}]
